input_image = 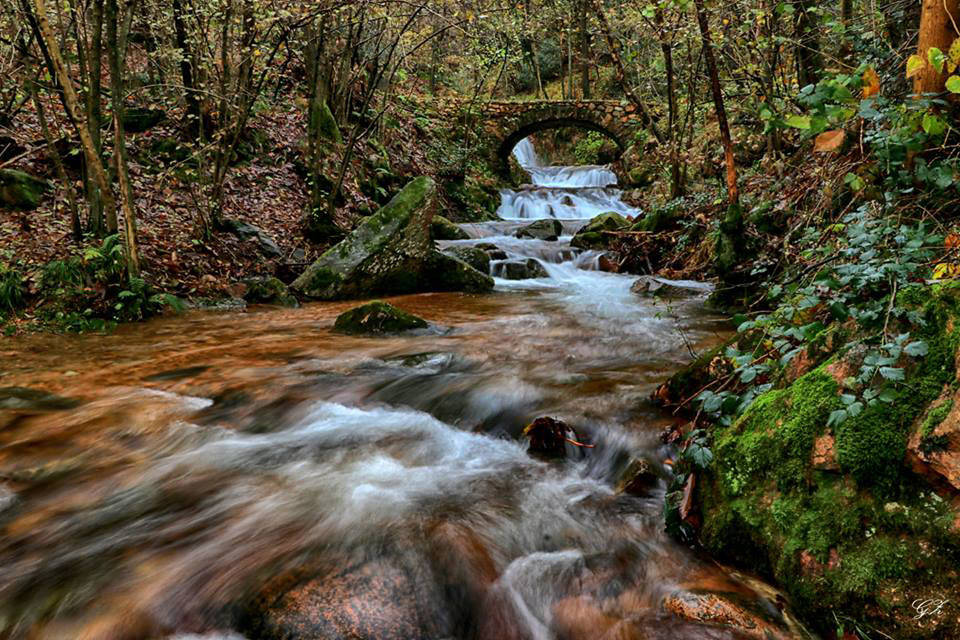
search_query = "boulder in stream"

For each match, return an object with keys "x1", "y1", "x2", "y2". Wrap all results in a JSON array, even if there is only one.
[
  {"x1": 431, "y1": 215, "x2": 470, "y2": 240},
  {"x1": 333, "y1": 300, "x2": 428, "y2": 335},
  {"x1": 0, "y1": 169, "x2": 50, "y2": 210},
  {"x1": 631, "y1": 276, "x2": 711, "y2": 298},
  {"x1": 443, "y1": 246, "x2": 490, "y2": 275},
  {"x1": 515, "y1": 219, "x2": 563, "y2": 241},
  {"x1": 475, "y1": 243, "x2": 508, "y2": 260},
  {"x1": 293, "y1": 177, "x2": 492, "y2": 299},
  {"x1": 570, "y1": 212, "x2": 630, "y2": 250},
  {"x1": 242, "y1": 277, "x2": 299, "y2": 308},
  {"x1": 496, "y1": 259, "x2": 548, "y2": 280}
]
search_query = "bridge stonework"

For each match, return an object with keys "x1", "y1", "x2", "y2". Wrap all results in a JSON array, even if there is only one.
[{"x1": 474, "y1": 100, "x2": 645, "y2": 178}]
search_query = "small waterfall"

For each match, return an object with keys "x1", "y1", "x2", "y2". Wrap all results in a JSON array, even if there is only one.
[{"x1": 496, "y1": 136, "x2": 638, "y2": 220}]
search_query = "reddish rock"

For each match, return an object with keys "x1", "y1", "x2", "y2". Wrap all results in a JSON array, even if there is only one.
[
  {"x1": 811, "y1": 433, "x2": 840, "y2": 471},
  {"x1": 661, "y1": 590, "x2": 793, "y2": 639},
  {"x1": 907, "y1": 391, "x2": 960, "y2": 492}
]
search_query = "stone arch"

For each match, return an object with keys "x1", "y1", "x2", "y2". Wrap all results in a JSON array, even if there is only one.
[{"x1": 496, "y1": 118, "x2": 627, "y2": 179}]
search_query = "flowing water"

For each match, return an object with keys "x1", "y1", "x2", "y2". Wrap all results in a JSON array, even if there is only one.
[{"x1": 0, "y1": 140, "x2": 807, "y2": 639}]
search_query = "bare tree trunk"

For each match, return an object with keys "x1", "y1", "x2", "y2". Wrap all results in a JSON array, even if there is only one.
[
  {"x1": 106, "y1": 0, "x2": 140, "y2": 277},
  {"x1": 30, "y1": 78, "x2": 82, "y2": 241},
  {"x1": 692, "y1": 0, "x2": 743, "y2": 281},
  {"x1": 172, "y1": 0, "x2": 204, "y2": 138},
  {"x1": 915, "y1": 0, "x2": 960, "y2": 95},
  {"x1": 579, "y1": 0, "x2": 591, "y2": 99},
  {"x1": 657, "y1": 10, "x2": 682, "y2": 198},
  {"x1": 793, "y1": 0, "x2": 822, "y2": 87},
  {"x1": 31, "y1": 0, "x2": 118, "y2": 232}
]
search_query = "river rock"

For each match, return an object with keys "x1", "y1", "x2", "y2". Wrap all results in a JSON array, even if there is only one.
[
  {"x1": 570, "y1": 212, "x2": 629, "y2": 250},
  {"x1": 476, "y1": 243, "x2": 508, "y2": 260},
  {"x1": 661, "y1": 589, "x2": 793, "y2": 639},
  {"x1": 293, "y1": 178, "x2": 492, "y2": 299},
  {"x1": 631, "y1": 276, "x2": 710, "y2": 298},
  {"x1": 614, "y1": 457, "x2": 658, "y2": 495},
  {"x1": 219, "y1": 218, "x2": 282, "y2": 258},
  {"x1": 121, "y1": 107, "x2": 166, "y2": 133},
  {"x1": 522, "y1": 417, "x2": 589, "y2": 459},
  {"x1": 431, "y1": 215, "x2": 470, "y2": 240},
  {"x1": 0, "y1": 169, "x2": 50, "y2": 210},
  {"x1": 443, "y1": 246, "x2": 490, "y2": 275},
  {"x1": 495, "y1": 259, "x2": 548, "y2": 280},
  {"x1": 0, "y1": 387, "x2": 81, "y2": 411},
  {"x1": 515, "y1": 219, "x2": 563, "y2": 241},
  {"x1": 332, "y1": 300, "x2": 428, "y2": 335},
  {"x1": 242, "y1": 277, "x2": 299, "y2": 308}
]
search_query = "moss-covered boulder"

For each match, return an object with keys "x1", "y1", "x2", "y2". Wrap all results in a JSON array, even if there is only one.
[
  {"x1": 570, "y1": 212, "x2": 629, "y2": 250},
  {"x1": 515, "y1": 219, "x2": 563, "y2": 241},
  {"x1": 243, "y1": 277, "x2": 299, "y2": 308},
  {"x1": 292, "y1": 177, "x2": 493, "y2": 299},
  {"x1": 693, "y1": 287, "x2": 960, "y2": 639},
  {"x1": 431, "y1": 215, "x2": 469, "y2": 240},
  {"x1": 332, "y1": 301, "x2": 427, "y2": 335},
  {"x1": 121, "y1": 107, "x2": 166, "y2": 133},
  {"x1": 443, "y1": 246, "x2": 490, "y2": 275},
  {"x1": 0, "y1": 169, "x2": 50, "y2": 210}
]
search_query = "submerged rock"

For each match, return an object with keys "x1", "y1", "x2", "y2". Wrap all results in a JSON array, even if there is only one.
[
  {"x1": 243, "y1": 277, "x2": 299, "y2": 308},
  {"x1": 495, "y1": 259, "x2": 548, "y2": 280},
  {"x1": 515, "y1": 219, "x2": 563, "y2": 241},
  {"x1": 293, "y1": 177, "x2": 493, "y2": 300},
  {"x1": 0, "y1": 169, "x2": 50, "y2": 210},
  {"x1": 431, "y1": 215, "x2": 470, "y2": 240},
  {"x1": 614, "y1": 457, "x2": 658, "y2": 496},
  {"x1": 332, "y1": 301, "x2": 428, "y2": 335},
  {"x1": 443, "y1": 246, "x2": 490, "y2": 275},
  {"x1": 570, "y1": 212, "x2": 630, "y2": 250},
  {"x1": 522, "y1": 417, "x2": 591, "y2": 459},
  {"x1": 0, "y1": 387, "x2": 80, "y2": 411}
]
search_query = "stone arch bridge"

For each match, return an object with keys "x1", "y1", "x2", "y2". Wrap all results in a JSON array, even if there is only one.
[{"x1": 446, "y1": 100, "x2": 648, "y2": 179}]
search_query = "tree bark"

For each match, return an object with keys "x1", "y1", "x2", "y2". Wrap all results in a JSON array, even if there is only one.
[
  {"x1": 915, "y1": 0, "x2": 960, "y2": 95},
  {"x1": 580, "y1": 0, "x2": 591, "y2": 99},
  {"x1": 793, "y1": 0, "x2": 822, "y2": 87},
  {"x1": 172, "y1": 0, "x2": 204, "y2": 138},
  {"x1": 31, "y1": 0, "x2": 118, "y2": 232}
]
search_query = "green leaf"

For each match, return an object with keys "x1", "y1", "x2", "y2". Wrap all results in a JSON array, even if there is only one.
[
  {"x1": 947, "y1": 75, "x2": 960, "y2": 93},
  {"x1": 904, "y1": 340, "x2": 929, "y2": 357},
  {"x1": 785, "y1": 114, "x2": 812, "y2": 129},
  {"x1": 879, "y1": 367, "x2": 906, "y2": 381},
  {"x1": 923, "y1": 113, "x2": 947, "y2": 136},
  {"x1": 828, "y1": 409, "x2": 848, "y2": 427},
  {"x1": 907, "y1": 54, "x2": 926, "y2": 79},
  {"x1": 929, "y1": 47, "x2": 946, "y2": 74}
]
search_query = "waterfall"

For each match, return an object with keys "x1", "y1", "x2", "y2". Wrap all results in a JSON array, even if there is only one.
[{"x1": 496, "y1": 137, "x2": 637, "y2": 220}]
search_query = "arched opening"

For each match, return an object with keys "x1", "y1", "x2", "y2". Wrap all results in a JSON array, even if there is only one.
[{"x1": 497, "y1": 118, "x2": 626, "y2": 181}]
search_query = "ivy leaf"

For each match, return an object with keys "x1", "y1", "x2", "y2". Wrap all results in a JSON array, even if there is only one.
[
  {"x1": 879, "y1": 367, "x2": 906, "y2": 381},
  {"x1": 907, "y1": 54, "x2": 926, "y2": 79},
  {"x1": 904, "y1": 340, "x2": 929, "y2": 357},
  {"x1": 929, "y1": 47, "x2": 947, "y2": 74}
]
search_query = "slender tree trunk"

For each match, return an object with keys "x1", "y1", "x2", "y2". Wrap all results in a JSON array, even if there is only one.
[
  {"x1": 579, "y1": 0, "x2": 591, "y2": 99},
  {"x1": 31, "y1": 0, "x2": 118, "y2": 231},
  {"x1": 30, "y1": 79, "x2": 82, "y2": 241},
  {"x1": 657, "y1": 10, "x2": 682, "y2": 198},
  {"x1": 839, "y1": 0, "x2": 853, "y2": 63},
  {"x1": 915, "y1": 0, "x2": 960, "y2": 95},
  {"x1": 692, "y1": 0, "x2": 743, "y2": 281},
  {"x1": 86, "y1": 0, "x2": 105, "y2": 232},
  {"x1": 106, "y1": 0, "x2": 140, "y2": 277},
  {"x1": 793, "y1": 0, "x2": 822, "y2": 87},
  {"x1": 172, "y1": 0, "x2": 204, "y2": 138}
]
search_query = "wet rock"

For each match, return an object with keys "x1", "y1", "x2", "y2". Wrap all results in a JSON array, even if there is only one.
[
  {"x1": 246, "y1": 557, "x2": 451, "y2": 640},
  {"x1": 121, "y1": 107, "x2": 166, "y2": 132},
  {"x1": 443, "y1": 246, "x2": 490, "y2": 275},
  {"x1": 142, "y1": 366, "x2": 210, "y2": 382},
  {"x1": 476, "y1": 243, "x2": 508, "y2": 260},
  {"x1": 187, "y1": 297, "x2": 247, "y2": 311},
  {"x1": 0, "y1": 169, "x2": 50, "y2": 210},
  {"x1": 332, "y1": 301, "x2": 428, "y2": 335},
  {"x1": 293, "y1": 178, "x2": 491, "y2": 299},
  {"x1": 0, "y1": 484, "x2": 16, "y2": 515},
  {"x1": 243, "y1": 277, "x2": 299, "y2": 308},
  {"x1": 218, "y1": 218, "x2": 282, "y2": 258},
  {"x1": 570, "y1": 212, "x2": 629, "y2": 250},
  {"x1": 661, "y1": 589, "x2": 792, "y2": 639},
  {"x1": 522, "y1": 417, "x2": 589, "y2": 459},
  {"x1": 431, "y1": 215, "x2": 469, "y2": 240},
  {"x1": 515, "y1": 219, "x2": 563, "y2": 241},
  {"x1": 596, "y1": 253, "x2": 620, "y2": 273},
  {"x1": 630, "y1": 276, "x2": 710, "y2": 298},
  {"x1": 0, "y1": 387, "x2": 80, "y2": 411},
  {"x1": 496, "y1": 259, "x2": 548, "y2": 280},
  {"x1": 614, "y1": 457, "x2": 658, "y2": 496}
]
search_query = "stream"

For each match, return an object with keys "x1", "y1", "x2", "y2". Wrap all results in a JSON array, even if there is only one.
[{"x1": 0, "y1": 139, "x2": 807, "y2": 639}]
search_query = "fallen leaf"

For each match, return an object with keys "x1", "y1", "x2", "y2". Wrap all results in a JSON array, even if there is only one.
[
  {"x1": 814, "y1": 130, "x2": 845, "y2": 153},
  {"x1": 863, "y1": 67, "x2": 880, "y2": 98}
]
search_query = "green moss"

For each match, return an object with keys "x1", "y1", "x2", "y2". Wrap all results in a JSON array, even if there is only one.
[
  {"x1": 0, "y1": 169, "x2": 50, "y2": 210},
  {"x1": 431, "y1": 215, "x2": 469, "y2": 240},
  {"x1": 332, "y1": 300, "x2": 427, "y2": 335},
  {"x1": 921, "y1": 398, "x2": 952, "y2": 438}
]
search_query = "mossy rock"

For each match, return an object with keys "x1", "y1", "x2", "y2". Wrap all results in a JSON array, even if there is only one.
[
  {"x1": 121, "y1": 107, "x2": 166, "y2": 133},
  {"x1": 570, "y1": 212, "x2": 629, "y2": 250},
  {"x1": 0, "y1": 169, "x2": 50, "y2": 210},
  {"x1": 431, "y1": 215, "x2": 469, "y2": 240},
  {"x1": 332, "y1": 301, "x2": 427, "y2": 335},
  {"x1": 243, "y1": 277, "x2": 299, "y2": 308},
  {"x1": 292, "y1": 177, "x2": 491, "y2": 300},
  {"x1": 443, "y1": 246, "x2": 490, "y2": 275},
  {"x1": 632, "y1": 202, "x2": 681, "y2": 233},
  {"x1": 515, "y1": 219, "x2": 563, "y2": 241},
  {"x1": 696, "y1": 285, "x2": 960, "y2": 639}
]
